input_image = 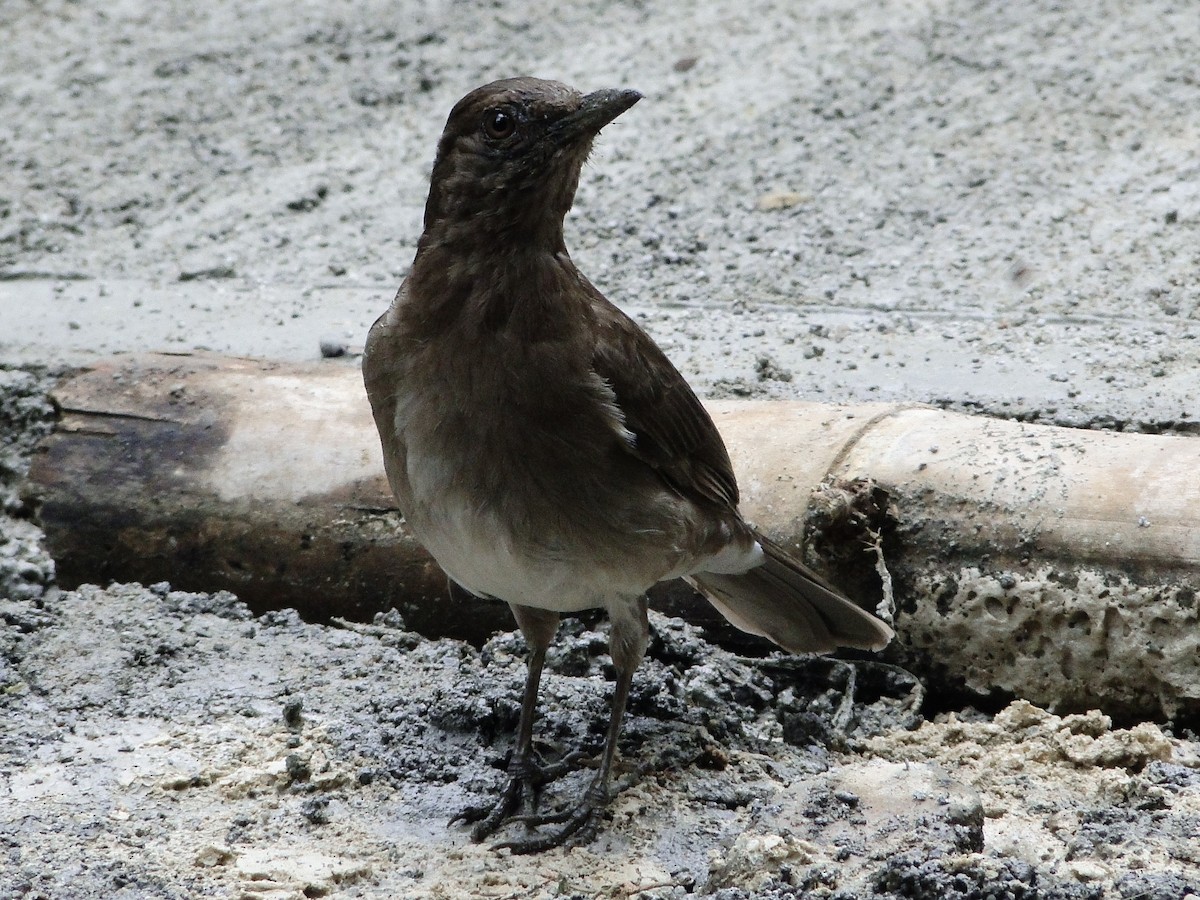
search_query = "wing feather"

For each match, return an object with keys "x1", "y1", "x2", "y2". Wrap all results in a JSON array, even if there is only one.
[{"x1": 586, "y1": 289, "x2": 740, "y2": 510}]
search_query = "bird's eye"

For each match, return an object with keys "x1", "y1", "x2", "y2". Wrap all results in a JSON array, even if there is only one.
[{"x1": 482, "y1": 107, "x2": 517, "y2": 140}]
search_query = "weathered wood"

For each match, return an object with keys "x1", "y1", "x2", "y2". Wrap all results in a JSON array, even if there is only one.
[
  {"x1": 25, "y1": 353, "x2": 449, "y2": 627},
  {"x1": 24, "y1": 352, "x2": 1200, "y2": 718}
]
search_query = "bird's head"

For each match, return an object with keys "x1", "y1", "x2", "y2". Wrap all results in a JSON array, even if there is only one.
[{"x1": 421, "y1": 77, "x2": 641, "y2": 247}]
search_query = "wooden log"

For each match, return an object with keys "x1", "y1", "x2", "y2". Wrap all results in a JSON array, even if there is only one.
[
  {"x1": 24, "y1": 352, "x2": 1200, "y2": 718},
  {"x1": 25, "y1": 354, "x2": 473, "y2": 636}
]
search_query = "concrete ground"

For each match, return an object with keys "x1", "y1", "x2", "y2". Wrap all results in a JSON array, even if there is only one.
[{"x1": 2, "y1": 0, "x2": 1199, "y2": 896}]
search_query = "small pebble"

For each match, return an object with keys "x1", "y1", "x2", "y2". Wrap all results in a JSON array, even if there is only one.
[
  {"x1": 319, "y1": 337, "x2": 347, "y2": 358},
  {"x1": 283, "y1": 698, "x2": 304, "y2": 728}
]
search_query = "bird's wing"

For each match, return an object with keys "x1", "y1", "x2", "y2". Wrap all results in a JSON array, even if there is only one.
[{"x1": 588, "y1": 291, "x2": 740, "y2": 510}]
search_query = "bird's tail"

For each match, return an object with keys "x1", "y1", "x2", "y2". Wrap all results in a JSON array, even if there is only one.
[{"x1": 689, "y1": 532, "x2": 893, "y2": 654}]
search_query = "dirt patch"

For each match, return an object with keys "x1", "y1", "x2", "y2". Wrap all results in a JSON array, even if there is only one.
[{"x1": 7, "y1": 578, "x2": 1197, "y2": 898}]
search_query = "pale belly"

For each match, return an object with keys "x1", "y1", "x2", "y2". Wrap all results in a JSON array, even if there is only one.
[
  {"x1": 398, "y1": 421, "x2": 673, "y2": 611},
  {"x1": 387, "y1": 360, "x2": 760, "y2": 610},
  {"x1": 408, "y1": 498, "x2": 649, "y2": 612}
]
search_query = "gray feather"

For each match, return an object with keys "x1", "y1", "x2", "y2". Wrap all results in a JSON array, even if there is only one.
[{"x1": 691, "y1": 533, "x2": 893, "y2": 654}]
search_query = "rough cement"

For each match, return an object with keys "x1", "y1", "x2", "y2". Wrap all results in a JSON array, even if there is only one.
[
  {"x1": 4, "y1": 0, "x2": 1200, "y2": 896},
  {"x1": 901, "y1": 565, "x2": 1200, "y2": 721},
  {"x1": 5, "y1": 581, "x2": 1199, "y2": 899},
  {"x1": 2, "y1": 0, "x2": 1199, "y2": 430}
]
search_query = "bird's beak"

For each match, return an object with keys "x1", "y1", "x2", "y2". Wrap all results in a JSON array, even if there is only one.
[{"x1": 550, "y1": 88, "x2": 642, "y2": 144}]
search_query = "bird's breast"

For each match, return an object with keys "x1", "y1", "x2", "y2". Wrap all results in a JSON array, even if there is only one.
[
  {"x1": 365, "y1": 288, "x2": 735, "y2": 611},
  {"x1": 380, "y1": 341, "x2": 660, "y2": 609}
]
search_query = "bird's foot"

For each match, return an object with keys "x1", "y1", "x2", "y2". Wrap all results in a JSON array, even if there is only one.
[
  {"x1": 492, "y1": 778, "x2": 610, "y2": 855},
  {"x1": 450, "y1": 750, "x2": 588, "y2": 843}
]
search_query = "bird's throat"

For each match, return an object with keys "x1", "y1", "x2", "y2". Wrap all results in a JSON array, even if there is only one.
[{"x1": 407, "y1": 234, "x2": 581, "y2": 343}]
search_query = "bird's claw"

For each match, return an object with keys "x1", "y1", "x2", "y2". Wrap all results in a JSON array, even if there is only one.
[
  {"x1": 449, "y1": 774, "x2": 522, "y2": 831},
  {"x1": 491, "y1": 781, "x2": 608, "y2": 854},
  {"x1": 450, "y1": 750, "x2": 591, "y2": 842}
]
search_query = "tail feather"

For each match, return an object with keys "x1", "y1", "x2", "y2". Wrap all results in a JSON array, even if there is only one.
[{"x1": 689, "y1": 533, "x2": 893, "y2": 654}]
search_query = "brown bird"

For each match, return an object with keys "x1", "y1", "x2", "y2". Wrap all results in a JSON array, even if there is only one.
[{"x1": 363, "y1": 76, "x2": 893, "y2": 853}]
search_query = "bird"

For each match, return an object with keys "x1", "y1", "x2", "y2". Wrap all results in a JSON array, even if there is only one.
[{"x1": 362, "y1": 76, "x2": 894, "y2": 854}]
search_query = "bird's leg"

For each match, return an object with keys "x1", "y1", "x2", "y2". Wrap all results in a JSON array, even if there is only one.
[
  {"x1": 495, "y1": 596, "x2": 649, "y2": 854},
  {"x1": 452, "y1": 603, "x2": 582, "y2": 841}
]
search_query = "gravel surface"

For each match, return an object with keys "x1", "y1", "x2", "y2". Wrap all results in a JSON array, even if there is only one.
[
  {"x1": 3, "y1": 0, "x2": 1199, "y2": 428},
  {"x1": 3, "y1": 0, "x2": 1200, "y2": 896}
]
